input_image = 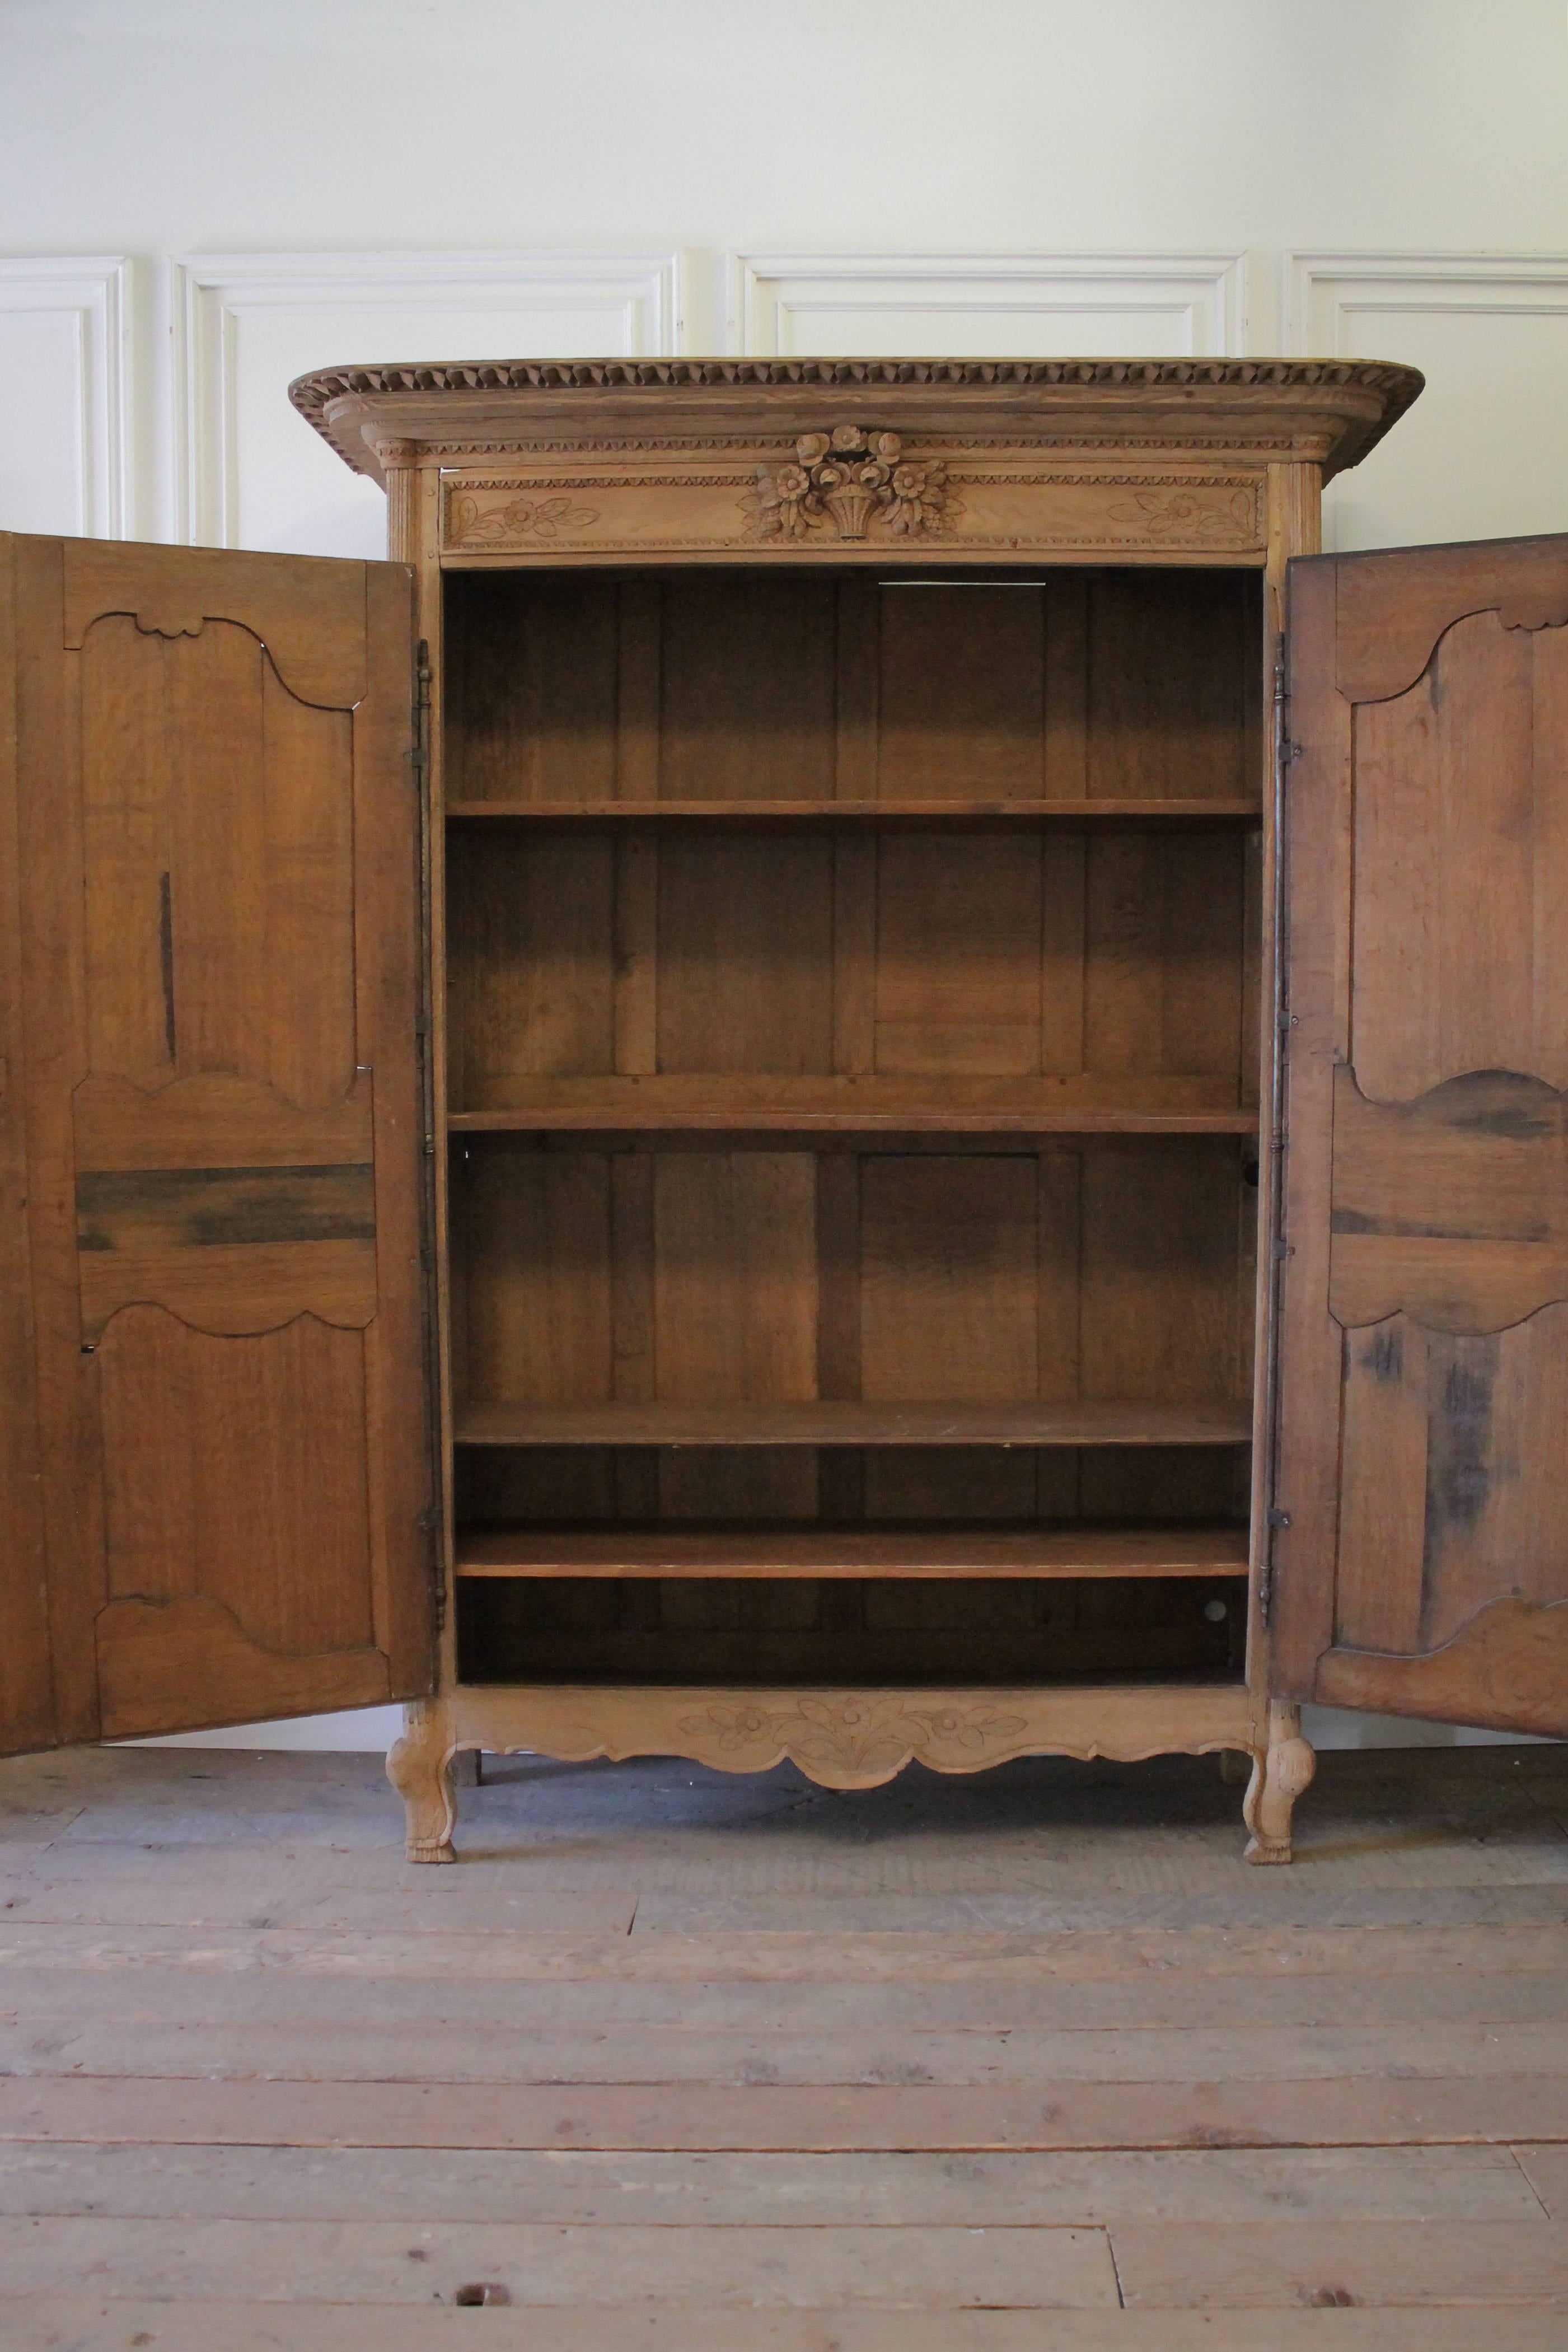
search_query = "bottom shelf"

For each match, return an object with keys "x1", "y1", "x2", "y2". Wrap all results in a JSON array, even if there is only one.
[
  {"x1": 455, "y1": 1563, "x2": 1249, "y2": 1687},
  {"x1": 456, "y1": 1523, "x2": 1251, "y2": 1579}
]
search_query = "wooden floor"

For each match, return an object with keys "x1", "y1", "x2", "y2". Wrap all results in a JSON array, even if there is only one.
[{"x1": 3, "y1": 1742, "x2": 1568, "y2": 2348}]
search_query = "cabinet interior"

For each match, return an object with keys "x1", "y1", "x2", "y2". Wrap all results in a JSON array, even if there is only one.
[{"x1": 442, "y1": 563, "x2": 1266, "y2": 1692}]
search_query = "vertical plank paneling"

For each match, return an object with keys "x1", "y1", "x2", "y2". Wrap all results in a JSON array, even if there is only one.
[
  {"x1": 1088, "y1": 572, "x2": 1247, "y2": 801},
  {"x1": 1044, "y1": 574, "x2": 1089, "y2": 800},
  {"x1": 657, "y1": 836, "x2": 834, "y2": 1074},
  {"x1": 612, "y1": 830, "x2": 659, "y2": 1076},
  {"x1": 860, "y1": 1157, "x2": 1038, "y2": 1404},
  {"x1": 659, "y1": 582, "x2": 836, "y2": 801},
  {"x1": 465, "y1": 1149, "x2": 613, "y2": 1407},
  {"x1": 1079, "y1": 1141, "x2": 1238, "y2": 1406},
  {"x1": 878, "y1": 587, "x2": 1046, "y2": 798},
  {"x1": 611, "y1": 1152, "x2": 658, "y2": 1521},
  {"x1": 875, "y1": 834, "x2": 1042, "y2": 1074},
  {"x1": 450, "y1": 833, "x2": 616, "y2": 1107},
  {"x1": 652, "y1": 1153, "x2": 818, "y2": 1403},
  {"x1": 1036, "y1": 1147, "x2": 1083, "y2": 1406},
  {"x1": 835, "y1": 581, "x2": 879, "y2": 799},
  {"x1": 815, "y1": 1151, "x2": 864, "y2": 1521},
  {"x1": 831, "y1": 835, "x2": 877, "y2": 1076},
  {"x1": 615, "y1": 581, "x2": 662, "y2": 802},
  {"x1": 1040, "y1": 838, "x2": 1086, "y2": 1078}
]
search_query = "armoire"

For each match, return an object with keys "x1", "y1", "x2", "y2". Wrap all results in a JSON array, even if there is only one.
[{"x1": 4, "y1": 356, "x2": 1566, "y2": 1865}]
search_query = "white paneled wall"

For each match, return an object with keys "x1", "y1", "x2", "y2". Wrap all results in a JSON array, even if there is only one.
[
  {"x1": 7, "y1": 0, "x2": 1566, "y2": 1749},
  {"x1": 0, "y1": 258, "x2": 132, "y2": 537},
  {"x1": 1286, "y1": 252, "x2": 1568, "y2": 550},
  {"x1": 173, "y1": 251, "x2": 681, "y2": 554},
  {"x1": 729, "y1": 252, "x2": 1247, "y2": 359}
]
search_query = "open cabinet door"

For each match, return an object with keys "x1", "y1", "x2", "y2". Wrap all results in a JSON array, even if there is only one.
[
  {"x1": 0, "y1": 534, "x2": 435, "y2": 1755},
  {"x1": 1273, "y1": 532, "x2": 1568, "y2": 1733}
]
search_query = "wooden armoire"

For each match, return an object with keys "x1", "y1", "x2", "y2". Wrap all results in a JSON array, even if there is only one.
[{"x1": 4, "y1": 356, "x2": 1567, "y2": 1865}]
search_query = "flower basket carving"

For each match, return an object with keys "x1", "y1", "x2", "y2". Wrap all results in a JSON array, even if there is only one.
[{"x1": 748, "y1": 425, "x2": 959, "y2": 544}]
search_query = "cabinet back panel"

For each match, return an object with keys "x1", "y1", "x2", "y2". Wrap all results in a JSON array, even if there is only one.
[
  {"x1": 448, "y1": 831, "x2": 617, "y2": 1101},
  {"x1": 451, "y1": 827, "x2": 1248, "y2": 1105},
  {"x1": 455, "y1": 1442, "x2": 1249, "y2": 1528},
  {"x1": 873, "y1": 833, "x2": 1045, "y2": 1073},
  {"x1": 455, "y1": 1139, "x2": 1249, "y2": 1411},
  {"x1": 447, "y1": 574, "x2": 620, "y2": 803},
  {"x1": 657, "y1": 580, "x2": 839, "y2": 800},
  {"x1": 456, "y1": 1572, "x2": 1248, "y2": 1685},
  {"x1": 859, "y1": 1156, "x2": 1040, "y2": 1401},
  {"x1": 655, "y1": 834, "x2": 837, "y2": 1072},
  {"x1": 1085, "y1": 572, "x2": 1253, "y2": 799},
  {"x1": 443, "y1": 568, "x2": 1262, "y2": 807},
  {"x1": 877, "y1": 586, "x2": 1047, "y2": 796}
]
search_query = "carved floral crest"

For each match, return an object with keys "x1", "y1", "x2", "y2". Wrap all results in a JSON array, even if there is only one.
[{"x1": 748, "y1": 424, "x2": 959, "y2": 544}]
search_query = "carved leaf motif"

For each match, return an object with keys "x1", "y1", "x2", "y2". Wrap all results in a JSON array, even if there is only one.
[
  {"x1": 1105, "y1": 487, "x2": 1256, "y2": 543},
  {"x1": 450, "y1": 492, "x2": 599, "y2": 545}
]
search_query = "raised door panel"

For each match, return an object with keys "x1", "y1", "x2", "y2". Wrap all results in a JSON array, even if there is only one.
[
  {"x1": 2, "y1": 533, "x2": 433, "y2": 1754},
  {"x1": 1274, "y1": 534, "x2": 1568, "y2": 1732}
]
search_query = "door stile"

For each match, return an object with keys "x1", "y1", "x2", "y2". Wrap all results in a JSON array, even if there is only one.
[
  {"x1": 380, "y1": 439, "x2": 458, "y2": 1706},
  {"x1": 357, "y1": 559, "x2": 440, "y2": 1696},
  {"x1": 1269, "y1": 553, "x2": 1352, "y2": 1695},
  {"x1": 0, "y1": 538, "x2": 57, "y2": 1752},
  {"x1": 13, "y1": 536, "x2": 106, "y2": 1746},
  {"x1": 1246, "y1": 464, "x2": 1321, "y2": 1708}
]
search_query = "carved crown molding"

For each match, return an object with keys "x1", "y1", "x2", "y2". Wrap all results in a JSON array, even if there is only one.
[{"x1": 288, "y1": 356, "x2": 1424, "y2": 488}]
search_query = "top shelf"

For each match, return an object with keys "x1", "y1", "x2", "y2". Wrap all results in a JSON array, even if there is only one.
[{"x1": 447, "y1": 797, "x2": 1263, "y2": 826}]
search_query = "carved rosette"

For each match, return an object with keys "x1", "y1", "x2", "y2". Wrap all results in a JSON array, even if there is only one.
[{"x1": 748, "y1": 425, "x2": 959, "y2": 545}]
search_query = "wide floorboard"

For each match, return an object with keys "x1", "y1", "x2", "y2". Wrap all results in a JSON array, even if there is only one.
[{"x1": 2, "y1": 1738, "x2": 1567, "y2": 2346}]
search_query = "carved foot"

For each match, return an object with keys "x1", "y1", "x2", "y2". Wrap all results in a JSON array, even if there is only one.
[
  {"x1": 1242, "y1": 1701, "x2": 1316, "y2": 1865},
  {"x1": 386, "y1": 1699, "x2": 457, "y2": 1863}
]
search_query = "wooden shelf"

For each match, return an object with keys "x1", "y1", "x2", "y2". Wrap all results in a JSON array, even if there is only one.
[
  {"x1": 455, "y1": 1400, "x2": 1254, "y2": 1449},
  {"x1": 447, "y1": 797, "x2": 1263, "y2": 827},
  {"x1": 455, "y1": 1523, "x2": 1251, "y2": 1581},
  {"x1": 449, "y1": 1079, "x2": 1258, "y2": 1136}
]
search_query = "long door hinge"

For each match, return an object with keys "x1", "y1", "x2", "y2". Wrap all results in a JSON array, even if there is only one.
[
  {"x1": 416, "y1": 1504, "x2": 447, "y2": 1633},
  {"x1": 411, "y1": 638, "x2": 432, "y2": 784}
]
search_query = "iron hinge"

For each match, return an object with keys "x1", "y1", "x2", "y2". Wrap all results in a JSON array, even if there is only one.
[
  {"x1": 1257, "y1": 1559, "x2": 1273, "y2": 1625},
  {"x1": 416, "y1": 1503, "x2": 447, "y2": 1630},
  {"x1": 1283, "y1": 740, "x2": 1304, "y2": 764},
  {"x1": 411, "y1": 637, "x2": 432, "y2": 784},
  {"x1": 1268, "y1": 1507, "x2": 1291, "y2": 1531}
]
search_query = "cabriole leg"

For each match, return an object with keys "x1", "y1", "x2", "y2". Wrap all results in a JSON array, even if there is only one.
[
  {"x1": 1242, "y1": 1700, "x2": 1316, "y2": 1864},
  {"x1": 387, "y1": 1699, "x2": 457, "y2": 1864}
]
